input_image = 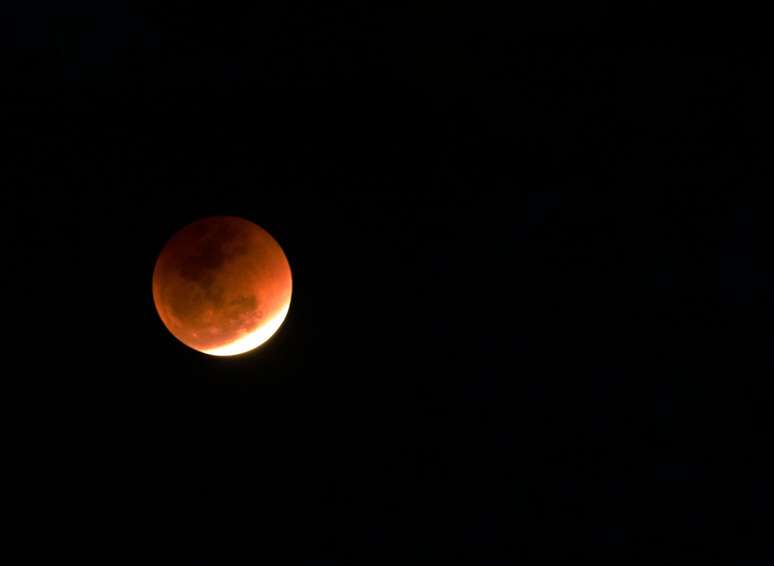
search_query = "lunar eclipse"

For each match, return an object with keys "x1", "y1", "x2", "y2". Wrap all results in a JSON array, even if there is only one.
[{"x1": 152, "y1": 216, "x2": 292, "y2": 356}]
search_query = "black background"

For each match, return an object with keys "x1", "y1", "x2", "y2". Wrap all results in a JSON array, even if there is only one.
[{"x1": 6, "y1": 5, "x2": 773, "y2": 563}]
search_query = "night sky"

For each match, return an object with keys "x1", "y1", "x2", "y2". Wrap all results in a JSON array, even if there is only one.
[{"x1": 7, "y1": 6, "x2": 773, "y2": 563}]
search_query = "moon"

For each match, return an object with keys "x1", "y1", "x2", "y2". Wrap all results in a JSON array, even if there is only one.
[{"x1": 152, "y1": 216, "x2": 292, "y2": 356}]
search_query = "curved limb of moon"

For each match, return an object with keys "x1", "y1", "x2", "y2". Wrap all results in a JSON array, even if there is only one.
[{"x1": 201, "y1": 302, "x2": 290, "y2": 356}]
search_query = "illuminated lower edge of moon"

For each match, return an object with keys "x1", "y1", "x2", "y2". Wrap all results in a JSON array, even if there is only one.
[{"x1": 201, "y1": 302, "x2": 291, "y2": 357}]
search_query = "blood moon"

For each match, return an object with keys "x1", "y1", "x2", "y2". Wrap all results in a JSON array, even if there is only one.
[{"x1": 152, "y1": 216, "x2": 292, "y2": 356}]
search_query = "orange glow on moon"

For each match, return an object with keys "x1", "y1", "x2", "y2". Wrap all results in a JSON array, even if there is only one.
[{"x1": 152, "y1": 216, "x2": 292, "y2": 356}]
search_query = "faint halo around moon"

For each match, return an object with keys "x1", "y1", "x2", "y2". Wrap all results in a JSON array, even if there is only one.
[{"x1": 152, "y1": 216, "x2": 292, "y2": 356}]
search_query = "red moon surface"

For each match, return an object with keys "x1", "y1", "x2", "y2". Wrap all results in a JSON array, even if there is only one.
[{"x1": 152, "y1": 216, "x2": 292, "y2": 356}]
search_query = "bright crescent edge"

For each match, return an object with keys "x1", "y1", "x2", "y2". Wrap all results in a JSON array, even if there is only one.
[{"x1": 201, "y1": 301, "x2": 291, "y2": 356}]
